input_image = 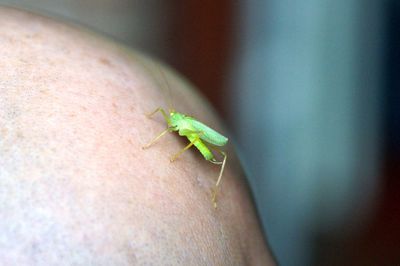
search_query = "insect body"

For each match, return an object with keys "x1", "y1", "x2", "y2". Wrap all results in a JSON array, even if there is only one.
[{"x1": 142, "y1": 107, "x2": 228, "y2": 208}]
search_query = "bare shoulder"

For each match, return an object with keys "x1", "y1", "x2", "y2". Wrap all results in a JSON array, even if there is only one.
[{"x1": 0, "y1": 6, "x2": 275, "y2": 265}]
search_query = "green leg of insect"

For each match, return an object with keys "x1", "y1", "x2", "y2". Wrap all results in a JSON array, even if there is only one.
[
  {"x1": 146, "y1": 107, "x2": 170, "y2": 123},
  {"x1": 169, "y1": 131, "x2": 227, "y2": 209},
  {"x1": 170, "y1": 135, "x2": 202, "y2": 162},
  {"x1": 142, "y1": 107, "x2": 173, "y2": 149},
  {"x1": 142, "y1": 127, "x2": 170, "y2": 149},
  {"x1": 209, "y1": 149, "x2": 227, "y2": 209}
]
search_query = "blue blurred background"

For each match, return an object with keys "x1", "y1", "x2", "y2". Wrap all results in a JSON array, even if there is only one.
[{"x1": 2, "y1": 0, "x2": 399, "y2": 265}]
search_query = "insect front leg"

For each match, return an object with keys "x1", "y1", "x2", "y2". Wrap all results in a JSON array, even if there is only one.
[
  {"x1": 145, "y1": 107, "x2": 171, "y2": 124},
  {"x1": 142, "y1": 127, "x2": 170, "y2": 149},
  {"x1": 143, "y1": 107, "x2": 175, "y2": 149}
]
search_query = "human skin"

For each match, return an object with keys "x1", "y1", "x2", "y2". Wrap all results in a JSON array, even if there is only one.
[{"x1": 0, "y1": 6, "x2": 275, "y2": 265}]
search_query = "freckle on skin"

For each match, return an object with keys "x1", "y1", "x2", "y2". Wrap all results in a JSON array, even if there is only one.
[
  {"x1": 112, "y1": 102, "x2": 121, "y2": 116},
  {"x1": 16, "y1": 131, "x2": 24, "y2": 139},
  {"x1": 24, "y1": 33, "x2": 40, "y2": 39},
  {"x1": 1, "y1": 128, "x2": 8, "y2": 136},
  {"x1": 99, "y1": 57, "x2": 112, "y2": 67}
]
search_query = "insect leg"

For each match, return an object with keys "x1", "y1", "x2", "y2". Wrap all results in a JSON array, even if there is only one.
[
  {"x1": 142, "y1": 128, "x2": 170, "y2": 149},
  {"x1": 209, "y1": 148, "x2": 227, "y2": 208},
  {"x1": 170, "y1": 134, "x2": 201, "y2": 162},
  {"x1": 214, "y1": 150, "x2": 227, "y2": 187},
  {"x1": 146, "y1": 107, "x2": 171, "y2": 124}
]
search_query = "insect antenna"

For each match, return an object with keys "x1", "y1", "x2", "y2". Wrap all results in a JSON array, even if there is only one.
[{"x1": 159, "y1": 67, "x2": 175, "y2": 114}]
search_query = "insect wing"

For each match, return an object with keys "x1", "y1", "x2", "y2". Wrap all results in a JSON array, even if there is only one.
[{"x1": 188, "y1": 118, "x2": 228, "y2": 146}]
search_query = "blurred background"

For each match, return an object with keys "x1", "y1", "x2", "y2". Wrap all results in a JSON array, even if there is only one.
[{"x1": 1, "y1": 0, "x2": 398, "y2": 265}]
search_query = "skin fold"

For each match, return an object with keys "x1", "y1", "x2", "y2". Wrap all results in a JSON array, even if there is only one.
[{"x1": 0, "y1": 6, "x2": 276, "y2": 265}]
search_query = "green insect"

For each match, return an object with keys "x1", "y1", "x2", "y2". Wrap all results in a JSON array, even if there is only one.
[{"x1": 142, "y1": 72, "x2": 228, "y2": 208}]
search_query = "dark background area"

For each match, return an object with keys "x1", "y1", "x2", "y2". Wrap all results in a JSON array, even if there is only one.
[
  {"x1": 176, "y1": 2, "x2": 400, "y2": 262},
  {"x1": 354, "y1": 0, "x2": 400, "y2": 263}
]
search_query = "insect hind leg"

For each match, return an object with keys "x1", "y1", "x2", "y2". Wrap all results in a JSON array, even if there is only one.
[
  {"x1": 209, "y1": 149, "x2": 227, "y2": 208},
  {"x1": 170, "y1": 130, "x2": 205, "y2": 162},
  {"x1": 170, "y1": 134, "x2": 201, "y2": 162},
  {"x1": 209, "y1": 159, "x2": 223, "y2": 165}
]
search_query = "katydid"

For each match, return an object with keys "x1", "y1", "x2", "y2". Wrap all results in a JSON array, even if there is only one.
[{"x1": 142, "y1": 73, "x2": 228, "y2": 208}]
